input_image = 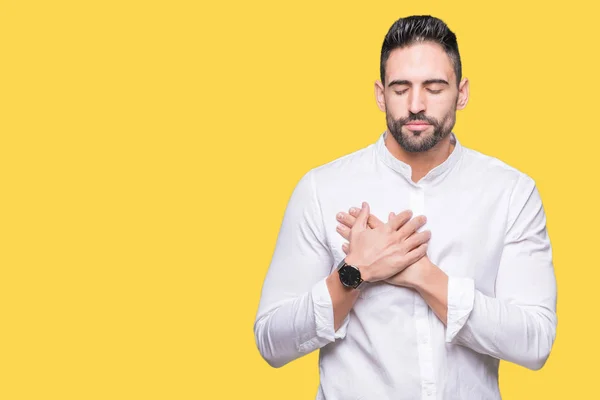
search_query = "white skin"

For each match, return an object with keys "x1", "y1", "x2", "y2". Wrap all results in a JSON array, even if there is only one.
[
  {"x1": 325, "y1": 41, "x2": 470, "y2": 328},
  {"x1": 376, "y1": 41, "x2": 470, "y2": 183}
]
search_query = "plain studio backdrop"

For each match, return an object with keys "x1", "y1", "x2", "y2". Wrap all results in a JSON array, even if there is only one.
[{"x1": 0, "y1": 1, "x2": 596, "y2": 399}]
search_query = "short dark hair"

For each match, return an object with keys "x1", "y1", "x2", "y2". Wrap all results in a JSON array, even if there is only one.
[{"x1": 380, "y1": 15, "x2": 462, "y2": 86}]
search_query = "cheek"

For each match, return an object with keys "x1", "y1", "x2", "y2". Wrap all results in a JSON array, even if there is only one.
[
  {"x1": 385, "y1": 96, "x2": 408, "y2": 115},
  {"x1": 428, "y1": 93, "x2": 452, "y2": 107},
  {"x1": 427, "y1": 96, "x2": 455, "y2": 118}
]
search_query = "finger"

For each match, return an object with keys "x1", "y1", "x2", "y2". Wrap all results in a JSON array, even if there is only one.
[
  {"x1": 336, "y1": 211, "x2": 356, "y2": 229},
  {"x1": 406, "y1": 243, "x2": 428, "y2": 264},
  {"x1": 353, "y1": 202, "x2": 370, "y2": 231},
  {"x1": 396, "y1": 215, "x2": 427, "y2": 240},
  {"x1": 403, "y1": 230, "x2": 431, "y2": 251},
  {"x1": 336, "y1": 222, "x2": 351, "y2": 240},
  {"x1": 386, "y1": 210, "x2": 413, "y2": 231},
  {"x1": 349, "y1": 207, "x2": 384, "y2": 229},
  {"x1": 342, "y1": 242, "x2": 349, "y2": 254},
  {"x1": 368, "y1": 214, "x2": 384, "y2": 229}
]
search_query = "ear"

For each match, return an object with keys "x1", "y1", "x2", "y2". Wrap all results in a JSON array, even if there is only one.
[
  {"x1": 456, "y1": 77, "x2": 470, "y2": 110},
  {"x1": 374, "y1": 80, "x2": 386, "y2": 112}
]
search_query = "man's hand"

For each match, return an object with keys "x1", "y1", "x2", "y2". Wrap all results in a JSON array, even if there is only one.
[
  {"x1": 385, "y1": 254, "x2": 435, "y2": 289},
  {"x1": 340, "y1": 202, "x2": 430, "y2": 283},
  {"x1": 337, "y1": 205, "x2": 449, "y2": 324},
  {"x1": 336, "y1": 205, "x2": 431, "y2": 288}
]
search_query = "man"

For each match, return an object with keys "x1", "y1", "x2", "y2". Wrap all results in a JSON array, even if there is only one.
[{"x1": 254, "y1": 15, "x2": 557, "y2": 400}]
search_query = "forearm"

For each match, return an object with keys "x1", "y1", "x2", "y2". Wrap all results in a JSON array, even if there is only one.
[
  {"x1": 413, "y1": 265, "x2": 448, "y2": 325},
  {"x1": 326, "y1": 270, "x2": 360, "y2": 330},
  {"x1": 412, "y1": 263, "x2": 555, "y2": 370},
  {"x1": 446, "y1": 278, "x2": 557, "y2": 370},
  {"x1": 254, "y1": 277, "x2": 350, "y2": 368}
]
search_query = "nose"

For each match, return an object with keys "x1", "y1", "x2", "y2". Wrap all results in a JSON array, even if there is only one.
[{"x1": 408, "y1": 90, "x2": 426, "y2": 115}]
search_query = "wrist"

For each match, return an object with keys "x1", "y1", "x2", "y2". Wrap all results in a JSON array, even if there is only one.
[
  {"x1": 344, "y1": 254, "x2": 372, "y2": 282},
  {"x1": 414, "y1": 260, "x2": 446, "y2": 292}
]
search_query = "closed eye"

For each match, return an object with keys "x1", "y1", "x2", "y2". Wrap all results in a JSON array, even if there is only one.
[{"x1": 427, "y1": 89, "x2": 443, "y2": 94}]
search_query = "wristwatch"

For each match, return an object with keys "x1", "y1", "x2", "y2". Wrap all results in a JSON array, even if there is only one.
[{"x1": 337, "y1": 258, "x2": 369, "y2": 290}]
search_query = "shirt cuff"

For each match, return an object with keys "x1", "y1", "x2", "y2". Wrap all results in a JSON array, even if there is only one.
[
  {"x1": 311, "y1": 277, "x2": 350, "y2": 342},
  {"x1": 445, "y1": 276, "x2": 475, "y2": 343}
]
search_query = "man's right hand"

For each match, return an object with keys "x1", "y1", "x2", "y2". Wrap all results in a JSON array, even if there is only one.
[{"x1": 344, "y1": 202, "x2": 430, "y2": 283}]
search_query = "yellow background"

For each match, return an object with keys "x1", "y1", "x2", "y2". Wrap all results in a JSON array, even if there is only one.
[{"x1": 0, "y1": 0, "x2": 595, "y2": 398}]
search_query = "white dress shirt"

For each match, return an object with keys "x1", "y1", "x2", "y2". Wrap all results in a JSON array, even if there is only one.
[{"x1": 254, "y1": 131, "x2": 557, "y2": 400}]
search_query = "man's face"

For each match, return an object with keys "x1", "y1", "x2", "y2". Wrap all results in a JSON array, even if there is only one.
[{"x1": 377, "y1": 42, "x2": 466, "y2": 153}]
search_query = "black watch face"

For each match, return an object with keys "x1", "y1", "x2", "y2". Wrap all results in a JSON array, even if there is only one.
[{"x1": 339, "y1": 265, "x2": 361, "y2": 287}]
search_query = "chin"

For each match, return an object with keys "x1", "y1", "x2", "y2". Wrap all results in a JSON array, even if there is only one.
[
  {"x1": 404, "y1": 132, "x2": 432, "y2": 144},
  {"x1": 399, "y1": 132, "x2": 438, "y2": 153}
]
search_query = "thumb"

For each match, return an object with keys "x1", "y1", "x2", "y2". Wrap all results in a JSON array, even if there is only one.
[{"x1": 355, "y1": 202, "x2": 370, "y2": 231}]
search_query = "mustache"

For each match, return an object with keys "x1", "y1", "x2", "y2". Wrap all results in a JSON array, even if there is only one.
[{"x1": 396, "y1": 113, "x2": 439, "y2": 125}]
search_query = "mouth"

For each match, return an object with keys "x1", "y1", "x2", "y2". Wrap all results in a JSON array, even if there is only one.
[{"x1": 405, "y1": 122, "x2": 431, "y2": 131}]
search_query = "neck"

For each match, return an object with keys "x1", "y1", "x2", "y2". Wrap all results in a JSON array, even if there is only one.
[{"x1": 384, "y1": 131, "x2": 455, "y2": 183}]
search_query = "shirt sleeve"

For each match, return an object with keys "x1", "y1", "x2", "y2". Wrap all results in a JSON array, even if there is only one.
[
  {"x1": 445, "y1": 174, "x2": 558, "y2": 371},
  {"x1": 253, "y1": 170, "x2": 350, "y2": 368}
]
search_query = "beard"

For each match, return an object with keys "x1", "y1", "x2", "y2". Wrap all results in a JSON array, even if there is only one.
[{"x1": 386, "y1": 105, "x2": 457, "y2": 153}]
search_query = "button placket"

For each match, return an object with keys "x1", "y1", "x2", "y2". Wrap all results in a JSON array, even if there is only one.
[{"x1": 410, "y1": 184, "x2": 436, "y2": 400}]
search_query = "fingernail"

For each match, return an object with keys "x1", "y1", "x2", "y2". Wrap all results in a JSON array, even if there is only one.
[
  {"x1": 350, "y1": 207, "x2": 359, "y2": 214},
  {"x1": 337, "y1": 213, "x2": 343, "y2": 220},
  {"x1": 337, "y1": 224, "x2": 344, "y2": 230},
  {"x1": 362, "y1": 202, "x2": 366, "y2": 208}
]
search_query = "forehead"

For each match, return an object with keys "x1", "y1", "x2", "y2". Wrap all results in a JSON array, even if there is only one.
[{"x1": 385, "y1": 42, "x2": 454, "y2": 84}]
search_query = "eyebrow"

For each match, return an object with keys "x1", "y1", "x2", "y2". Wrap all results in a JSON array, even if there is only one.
[{"x1": 388, "y1": 79, "x2": 450, "y2": 87}]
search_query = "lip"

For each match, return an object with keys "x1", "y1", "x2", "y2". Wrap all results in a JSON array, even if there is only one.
[{"x1": 405, "y1": 122, "x2": 431, "y2": 131}]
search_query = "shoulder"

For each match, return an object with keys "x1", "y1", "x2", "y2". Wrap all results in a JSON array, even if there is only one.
[
  {"x1": 308, "y1": 142, "x2": 378, "y2": 186},
  {"x1": 288, "y1": 141, "x2": 377, "y2": 200},
  {"x1": 460, "y1": 146, "x2": 536, "y2": 192}
]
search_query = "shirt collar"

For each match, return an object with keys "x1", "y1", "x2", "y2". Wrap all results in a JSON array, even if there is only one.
[{"x1": 375, "y1": 130, "x2": 463, "y2": 186}]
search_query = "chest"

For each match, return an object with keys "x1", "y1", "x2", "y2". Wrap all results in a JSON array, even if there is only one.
[{"x1": 322, "y1": 183, "x2": 508, "y2": 296}]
